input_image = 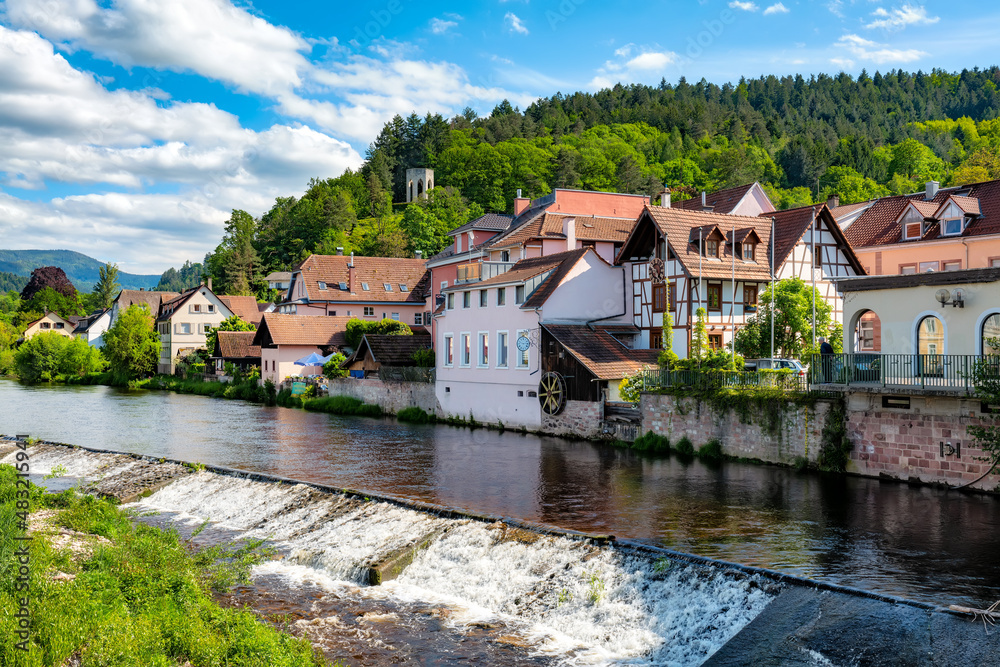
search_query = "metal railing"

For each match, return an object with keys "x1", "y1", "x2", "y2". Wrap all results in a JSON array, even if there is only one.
[
  {"x1": 638, "y1": 368, "x2": 809, "y2": 393},
  {"x1": 808, "y1": 353, "x2": 1000, "y2": 393}
]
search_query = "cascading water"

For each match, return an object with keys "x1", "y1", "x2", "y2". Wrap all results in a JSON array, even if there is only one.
[{"x1": 7, "y1": 444, "x2": 777, "y2": 665}]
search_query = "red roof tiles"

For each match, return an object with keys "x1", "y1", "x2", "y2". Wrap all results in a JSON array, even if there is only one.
[
  {"x1": 292, "y1": 255, "x2": 430, "y2": 304},
  {"x1": 252, "y1": 313, "x2": 352, "y2": 348}
]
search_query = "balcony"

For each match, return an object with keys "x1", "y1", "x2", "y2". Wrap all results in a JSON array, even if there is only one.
[
  {"x1": 809, "y1": 354, "x2": 1000, "y2": 395},
  {"x1": 455, "y1": 261, "x2": 515, "y2": 284}
]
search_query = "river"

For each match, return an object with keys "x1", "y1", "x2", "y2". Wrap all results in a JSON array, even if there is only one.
[{"x1": 2, "y1": 379, "x2": 1000, "y2": 610}]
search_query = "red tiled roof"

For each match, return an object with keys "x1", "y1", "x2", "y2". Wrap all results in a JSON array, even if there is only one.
[
  {"x1": 945, "y1": 194, "x2": 981, "y2": 216},
  {"x1": 829, "y1": 200, "x2": 874, "y2": 219},
  {"x1": 843, "y1": 179, "x2": 1000, "y2": 247},
  {"x1": 765, "y1": 204, "x2": 866, "y2": 274},
  {"x1": 219, "y1": 295, "x2": 262, "y2": 326},
  {"x1": 543, "y1": 324, "x2": 660, "y2": 380},
  {"x1": 115, "y1": 289, "x2": 178, "y2": 316},
  {"x1": 292, "y1": 255, "x2": 430, "y2": 304},
  {"x1": 214, "y1": 330, "x2": 261, "y2": 360},
  {"x1": 490, "y1": 212, "x2": 637, "y2": 249},
  {"x1": 252, "y1": 313, "x2": 352, "y2": 348},
  {"x1": 674, "y1": 183, "x2": 755, "y2": 215}
]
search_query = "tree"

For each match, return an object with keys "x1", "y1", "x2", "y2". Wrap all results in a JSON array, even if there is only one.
[
  {"x1": 14, "y1": 332, "x2": 104, "y2": 383},
  {"x1": 209, "y1": 210, "x2": 259, "y2": 296},
  {"x1": 657, "y1": 312, "x2": 679, "y2": 368},
  {"x1": 205, "y1": 315, "x2": 256, "y2": 354},
  {"x1": 21, "y1": 287, "x2": 84, "y2": 320},
  {"x1": 323, "y1": 353, "x2": 348, "y2": 379},
  {"x1": 20, "y1": 266, "x2": 77, "y2": 302},
  {"x1": 732, "y1": 277, "x2": 835, "y2": 360},
  {"x1": 102, "y1": 304, "x2": 160, "y2": 384},
  {"x1": 691, "y1": 307, "x2": 709, "y2": 362},
  {"x1": 92, "y1": 262, "x2": 121, "y2": 311}
]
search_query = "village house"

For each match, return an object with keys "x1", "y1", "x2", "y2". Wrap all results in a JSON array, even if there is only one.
[
  {"x1": 435, "y1": 247, "x2": 654, "y2": 431},
  {"x1": 155, "y1": 284, "x2": 235, "y2": 374},
  {"x1": 108, "y1": 289, "x2": 179, "y2": 328},
  {"x1": 72, "y1": 309, "x2": 111, "y2": 347},
  {"x1": 252, "y1": 313, "x2": 353, "y2": 385},
  {"x1": 210, "y1": 330, "x2": 261, "y2": 376},
  {"x1": 616, "y1": 199, "x2": 863, "y2": 355},
  {"x1": 342, "y1": 333, "x2": 432, "y2": 379},
  {"x1": 22, "y1": 311, "x2": 79, "y2": 340},
  {"x1": 280, "y1": 253, "x2": 432, "y2": 331},
  {"x1": 672, "y1": 182, "x2": 776, "y2": 217}
]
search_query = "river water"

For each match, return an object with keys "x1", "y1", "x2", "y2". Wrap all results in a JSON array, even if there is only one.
[{"x1": 3, "y1": 379, "x2": 1000, "y2": 612}]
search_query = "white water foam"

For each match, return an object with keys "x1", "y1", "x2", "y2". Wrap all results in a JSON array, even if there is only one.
[{"x1": 2, "y1": 444, "x2": 142, "y2": 482}]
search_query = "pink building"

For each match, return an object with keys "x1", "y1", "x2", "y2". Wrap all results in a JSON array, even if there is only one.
[{"x1": 252, "y1": 313, "x2": 352, "y2": 384}]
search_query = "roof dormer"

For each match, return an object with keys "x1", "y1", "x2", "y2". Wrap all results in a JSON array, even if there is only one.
[
  {"x1": 896, "y1": 200, "x2": 938, "y2": 241},
  {"x1": 728, "y1": 227, "x2": 763, "y2": 261},
  {"x1": 690, "y1": 224, "x2": 725, "y2": 258},
  {"x1": 933, "y1": 195, "x2": 980, "y2": 237}
]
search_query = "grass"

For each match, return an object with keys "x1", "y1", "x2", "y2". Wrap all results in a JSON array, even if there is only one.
[
  {"x1": 0, "y1": 466, "x2": 330, "y2": 667},
  {"x1": 302, "y1": 395, "x2": 382, "y2": 417}
]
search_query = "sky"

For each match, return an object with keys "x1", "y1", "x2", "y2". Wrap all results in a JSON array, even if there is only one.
[{"x1": 0, "y1": 0, "x2": 997, "y2": 275}]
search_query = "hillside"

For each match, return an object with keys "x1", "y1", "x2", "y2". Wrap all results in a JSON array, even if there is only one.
[{"x1": 0, "y1": 250, "x2": 160, "y2": 292}]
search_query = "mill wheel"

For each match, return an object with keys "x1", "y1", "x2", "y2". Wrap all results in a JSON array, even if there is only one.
[{"x1": 538, "y1": 372, "x2": 567, "y2": 415}]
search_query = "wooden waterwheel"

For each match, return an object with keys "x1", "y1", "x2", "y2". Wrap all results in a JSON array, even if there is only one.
[{"x1": 538, "y1": 372, "x2": 567, "y2": 415}]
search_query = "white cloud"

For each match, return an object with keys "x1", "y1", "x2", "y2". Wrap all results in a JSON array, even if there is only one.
[
  {"x1": 2, "y1": 0, "x2": 312, "y2": 97},
  {"x1": 728, "y1": 1, "x2": 759, "y2": 11},
  {"x1": 865, "y1": 4, "x2": 940, "y2": 31},
  {"x1": 763, "y1": 3, "x2": 790, "y2": 15},
  {"x1": 830, "y1": 57, "x2": 855, "y2": 69},
  {"x1": 827, "y1": 0, "x2": 844, "y2": 17},
  {"x1": 429, "y1": 17, "x2": 458, "y2": 34},
  {"x1": 505, "y1": 12, "x2": 529, "y2": 35},
  {"x1": 836, "y1": 33, "x2": 926, "y2": 64},
  {"x1": 626, "y1": 52, "x2": 676, "y2": 71},
  {"x1": 587, "y1": 46, "x2": 678, "y2": 90}
]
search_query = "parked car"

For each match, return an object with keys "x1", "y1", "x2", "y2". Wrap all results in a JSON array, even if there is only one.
[
  {"x1": 744, "y1": 358, "x2": 808, "y2": 380},
  {"x1": 850, "y1": 353, "x2": 881, "y2": 382}
]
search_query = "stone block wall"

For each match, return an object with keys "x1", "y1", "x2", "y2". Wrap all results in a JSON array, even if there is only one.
[
  {"x1": 640, "y1": 394, "x2": 830, "y2": 465},
  {"x1": 541, "y1": 400, "x2": 604, "y2": 439},
  {"x1": 845, "y1": 392, "x2": 999, "y2": 490},
  {"x1": 326, "y1": 378, "x2": 438, "y2": 415}
]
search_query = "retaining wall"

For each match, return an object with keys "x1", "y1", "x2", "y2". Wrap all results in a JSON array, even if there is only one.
[
  {"x1": 541, "y1": 400, "x2": 604, "y2": 439},
  {"x1": 326, "y1": 378, "x2": 438, "y2": 415}
]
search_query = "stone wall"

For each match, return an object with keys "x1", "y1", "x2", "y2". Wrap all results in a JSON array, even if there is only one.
[
  {"x1": 541, "y1": 400, "x2": 604, "y2": 439},
  {"x1": 845, "y1": 391, "x2": 1000, "y2": 491},
  {"x1": 640, "y1": 394, "x2": 831, "y2": 465},
  {"x1": 326, "y1": 378, "x2": 438, "y2": 415}
]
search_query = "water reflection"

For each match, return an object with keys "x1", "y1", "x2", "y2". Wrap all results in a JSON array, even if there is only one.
[{"x1": 2, "y1": 380, "x2": 1000, "y2": 606}]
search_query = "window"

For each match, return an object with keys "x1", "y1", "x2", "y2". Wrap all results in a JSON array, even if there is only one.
[
  {"x1": 813, "y1": 247, "x2": 822, "y2": 269},
  {"x1": 943, "y1": 260, "x2": 962, "y2": 271},
  {"x1": 192, "y1": 304, "x2": 202, "y2": 312},
  {"x1": 384, "y1": 283, "x2": 392, "y2": 292},
  {"x1": 650, "y1": 328, "x2": 663, "y2": 349},
  {"x1": 500, "y1": 250, "x2": 510, "y2": 262},
  {"x1": 668, "y1": 282, "x2": 676, "y2": 311},
  {"x1": 479, "y1": 290, "x2": 488, "y2": 307},
  {"x1": 516, "y1": 330, "x2": 529, "y2": 367},
  {"x1": 339, "y1": 281, "x2": 348, "y2": 290},
  {"x1": 918, "y1": 315, "x2": 944, "y2": 356},
  {"x1": 708, "y1": 334, "x2": 723, "y2": 350},
  {"x1": 363, "y1": 306, "x2": 375, "y2": 317},
  {"x1": 478, "y1": 332, "x2": 489, "y2": 367},
  {"x1": 652, "y1": 283, "x2": 666, "y2": 312},
  {"x1": 444, "y1": 334, "x2": 454, "y2": 366},
  {"x1": 942, "y1": 218, "x2": 963, "y2": 236},
  {"x1": 318, "y1": 281, "x2": 327, "y2": 290},
  {"x1": 497, "y1": 331, "x2": 508, "y2": 367},
  {"x1": 391, "y1": 312, "x2": 399, "y2": 321},
  {"x1": 207, "y1": 304, "x2": 214, "y2": 313},
  {"x1": 515, "y1": 285, "x2": 525, "y2": 304},
  {"x1": 461, "y1": 333, "x2": 471, "y2": 366},
  {"x1": 425, "y1": 311, "x2": 431, "y2": 323},
  {"x1": 158, "y1": 323, "x2": 169, "y2": 334},
  {"x1": 37, "y1": 321, "x2": 50, "y2": 329},
  {"x1": 399, "y1": 284, "x2": 408, "y2": 292},
  {"x1": 904, "y1": 222, "x2": 922, "y2": 240},
  {"x1": 328, "y1": 311, "x2": 338, "y2": 316},
  {"x1": 361, "y1": 282, "x2": 370, "y2": 291},
  {"x1": 900, "y1": 264, "x2": 917, "y2": 275},
  {"x1": 992, "y1": 258, "x2": 1000, "y2": 268},
  {"x1": 440, "y1": 280, "x2": 448, "y2": 291},
  {"x1": 919, "y1": 261, "x2": 939, "y2": 273},
  {"x1": 414, "y1": 313, "x2": 423, "y2": 325},
  {"x1": 983, "y1": 314, "x2": 1000, "y2": 355},
  {"x1": 177, "y1": 323, "x2": 191, "y2": 334},
  {"x1": 743, "y1": 243, "x2": 756, "y2": 261},
  {"x1": 497, "y1": 287, "x2": 506, "y2": 306},
  {"x1": 744, "y1": 285, "x2": 758, "y2": 307},
  {"x1": 707, "y1": 284, "x2": 722, "y2": 312},
  {"x1": 859, "y1": 319, "x2": 875, "y2": 350},
  {"x1": 706, "y1": 240, "x2": 719, "y2": 257},
  {"x1": 463, "y1": 291, "x2": 471, "y2": 308},
  {"x1": 447, "y1": 293, "x2": 455, "y2": 309},
  {"x1": 54, "y1": 322, "x2": 64, "y2": 329}
]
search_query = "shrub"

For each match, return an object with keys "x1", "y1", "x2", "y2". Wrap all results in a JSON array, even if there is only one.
[
  {"x1": 632, "y1": 430, "x2": 670, "y2": 453},
  {"x1": 323, "y1": 353, "x2": 348, "y2": 379},
  {"x1": 397, "y1": 407, "x2": 434, "y2": 423},
  {"x1": 411, "y1": 348, "x2": 435, "y2": 368},
  {"x1": 302, "y1": 395, "x2": 382, "y2": 417},
  {"x1": 14, "y1": 331, "x2": 105, "y2": 383},
  {"x1": 698, "y1": 439, "x2": 724, "y2": 460},
  {"x1": 675, "y1": 436, "x2": 695, "y2": 456}
]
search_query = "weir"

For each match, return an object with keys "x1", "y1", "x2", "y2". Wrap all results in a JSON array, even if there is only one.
[{"x1": 2, "y1": 438, "x2": 992, "y2": 665}]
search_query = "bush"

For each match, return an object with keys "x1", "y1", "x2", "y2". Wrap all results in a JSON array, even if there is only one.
[
  {"x1": 411, "y1": 348, "x2": 435, "y2": 368},
  {"x1": 323, "y1": 353, "x2": 348, "y2": 379},
  {"x1": 675, "y1": 436, "x2": 695, "y2": 456},
  {"x1": 397, "y1": 407, "x2": 434, "y2": 423},
  {"x1": 302, "y1": 395, "x2": 382, "y2": 417},
  {"x1": 345, "y1": 318, "x2": 412, "y2": 349},
  {"x1": 632, "y1": 430, "x2": 670, "y2": 453},
  {"x1": 698, "y1": 439, "x2": 724, "y2": 460},
  {"x1": 14, "y1": 331, "x2": 105, "y2": 383}
]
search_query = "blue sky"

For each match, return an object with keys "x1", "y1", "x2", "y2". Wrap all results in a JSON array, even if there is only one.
[{"x1": 0, "y1": 0, "x2": 996, "y2": 274}]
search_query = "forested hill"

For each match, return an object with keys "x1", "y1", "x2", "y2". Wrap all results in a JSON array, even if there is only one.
[
  {"x1": 0, "y1": 250, "x2": 160, "y2": 292},
  {"x1": 173, "y1": 68, "x2": 1000, "y2": 297}
]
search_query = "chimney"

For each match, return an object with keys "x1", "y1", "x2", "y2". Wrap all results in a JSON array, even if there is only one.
[
  {"x1": 514, "y1": 188, "x2": 530, "y2": 216},
  {"x1": 661, "y1": 186, "x2": 671, "y2": 208},
  {"x1": 336, "y1": 246, "x2": 344, "y2": 256},
  {"x1": 563, "y1": 216, "x2": 576, "y2": 252},
  {"x1": 206, "y1": 277, "x2": 212, "y2": 291},
  {"x1": 348, "y1": 253, "x2": 356, "y2": 293},
  {"x1": 700, "y1": 191, "x2": 714, "y2": 212},
  {"x1": 827, "y1": 194, "x2": 840, "y2": 209},
  {"x1": 925, "y1": 181, "x2": 939, "y2": 201},
  {"x1": 415, "y1": 250, "x2": 423, "y2": 259}
]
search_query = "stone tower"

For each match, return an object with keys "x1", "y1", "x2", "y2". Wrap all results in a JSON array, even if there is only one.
[{"x1": 405, "y1": 168, "x2": 434, "y2": 202}]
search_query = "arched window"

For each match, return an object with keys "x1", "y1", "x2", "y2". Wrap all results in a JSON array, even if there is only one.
[
  {"x1": 417, "y1": 179, "x2": 424, "y2": 197},
  {"x1": 918, "y1": 315, "x2": 944, "y2": 356},
  {"x1": 983, "y1": 314, "x2": 1000, "y2": 355},
  {"x1": 409, "y1": 181, "x2": 414, "y2": 201}
]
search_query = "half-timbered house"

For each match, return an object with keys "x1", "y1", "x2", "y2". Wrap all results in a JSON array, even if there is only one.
[{"x1": 616, "y1": 202, "x2": 863, "y2": 356}]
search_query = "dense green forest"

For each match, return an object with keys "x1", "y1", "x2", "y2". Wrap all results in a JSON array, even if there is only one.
[
  {"x1": 163, "y1": 68, "x2": 1000, "y2": 298},
  {"x1": 0, "y1": 271, "x2": 27, "y2": 293}
]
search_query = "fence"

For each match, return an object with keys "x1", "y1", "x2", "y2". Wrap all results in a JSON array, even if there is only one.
[
  {"x1": 809, "y1": 353, "x2": 1000, "y2": 393},
  {"x1": 637, "y1": 368, "x2": 808, "y2": 393}
]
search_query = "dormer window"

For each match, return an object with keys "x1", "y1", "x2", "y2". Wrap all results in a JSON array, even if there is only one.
[
  {"x1": 904, "y1": 222, "x2": 923, "y2": 240},
  {"x1": 705, "y1": 240, "x2": 719, "y2": 257},
  {"x1": 942, "y1": 218, "x2": 963, "y2": 236},
  {"x1": 742, "y1": 243, "x2": 756, "y2": 261}
]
